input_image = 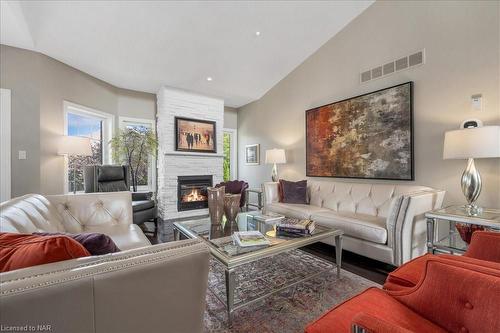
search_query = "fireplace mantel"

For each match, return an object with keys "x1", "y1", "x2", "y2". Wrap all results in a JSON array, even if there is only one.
[{"x1": 164, "y1": 151, "x2": 225, "y2": 158}]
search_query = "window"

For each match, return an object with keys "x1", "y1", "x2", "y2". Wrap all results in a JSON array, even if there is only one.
[
  {"x1": 64, "y1": 102, "x2": 114, "y2": 193},
  {"x1": 119, "y1": 117, "x2": 156, "y2": 192},
  {"x1": 223, "y1": 129, "x2": 237, "y2": 181}
]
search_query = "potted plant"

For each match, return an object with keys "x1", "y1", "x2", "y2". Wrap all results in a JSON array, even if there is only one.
[{"x1": 110, "y1": 127, "x2": 158, "y2": 192}]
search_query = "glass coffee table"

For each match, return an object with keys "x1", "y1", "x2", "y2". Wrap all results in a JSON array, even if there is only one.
[{"x1": 173, "y1": 212, "x2": 343, "y2": 324}]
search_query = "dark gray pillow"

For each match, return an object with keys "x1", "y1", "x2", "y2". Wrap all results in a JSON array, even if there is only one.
[{"x1": 280, "y1": 180, "x2": 307, "y2": 204}]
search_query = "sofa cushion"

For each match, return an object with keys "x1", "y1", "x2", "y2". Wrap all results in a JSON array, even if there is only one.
[
  {"x1": 305, "y1": 287, "x2": 445, "y2": 333},
  {"x1": 0, "y1": 232, "x2": 90, "y2": 272},
  {"x1": 279, "y1": 179, "x2": 307, "y2": 204},
  {"x1": 0, "y1": 194, "x2": 66, "y2": 234},
  {"x1": 311, "y1": 211, "x2": 387, "y2": 244},
  {"x1": 34, "y1": 232, "x2": 121, "y2": 256},
  {"x1": 83, "y1": 224, "x2": 150, "y2": 251},
  {"x1": 266, "y1": 202, "x2": 330, "y2": 220},
  {"x1": 132, "y1": 200, "x2": 155, "y2": 212}
]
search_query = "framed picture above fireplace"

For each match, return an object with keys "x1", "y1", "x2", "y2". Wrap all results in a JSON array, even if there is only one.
[
  {"x1": 306, "y1": 81, "x2": 413, "y2": 180},
  {"x1": 175, "y1": 117, "x2": 216, "y2": 153}
]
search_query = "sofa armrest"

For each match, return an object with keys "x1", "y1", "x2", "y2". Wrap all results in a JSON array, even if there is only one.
[
  {"x1": 351, "y1": 312, "x2": 414, "y2": 333},
  {"x1": 0, "y1": 239, "x2": 210, "y2": 333},
  {"x1": 263, "y1": 182, "x2": 279, "y2": 207},
  {"x1": 391, "y1": 190, "x2": 445, "y2": 265},
  {"x1": 132, "y1": 191, "x2": 153, "y2": 201},
  {"x1": 46, "y1": 191, "x2": 134, "y2": 233}
]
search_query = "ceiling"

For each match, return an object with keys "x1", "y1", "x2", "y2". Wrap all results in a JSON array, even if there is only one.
[{"x1": 1, "y1": 1, "x2": 373, "y2": 107}]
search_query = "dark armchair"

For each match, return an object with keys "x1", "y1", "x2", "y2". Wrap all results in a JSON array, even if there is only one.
[
  {"x1": 215, "y1": 180, "x2": 249, "y2": 208},
  {"x1": 84, "y1": 165, "x2": 157, "y2": 234}
]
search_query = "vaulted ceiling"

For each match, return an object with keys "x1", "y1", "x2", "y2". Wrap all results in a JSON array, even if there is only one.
[{"x1": 1, "y1": 0, "x2": 373, "y2": 107}]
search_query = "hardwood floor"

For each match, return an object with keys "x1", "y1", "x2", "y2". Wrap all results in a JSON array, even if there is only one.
[{"x1": 145, "y1": 219, "x2": 395, "y2": 285}]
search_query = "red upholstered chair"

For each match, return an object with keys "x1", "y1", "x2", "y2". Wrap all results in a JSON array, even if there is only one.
[
  {"x1": 215, "y1": 180, "x2": 249, "y2": 208},
  {"x1": 384, "y1": 231, "x2": 500, "y2": 291},
  {"x1": 305, "y1": 257, "x2": 500, "y2": 333}
]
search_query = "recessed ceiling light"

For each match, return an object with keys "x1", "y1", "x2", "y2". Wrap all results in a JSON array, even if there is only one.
[
  {"x1": 206, "y1": 77, "x2": 213, "y2": 81},
  {"x1": 255, "y1": 31, "x2": 261, "y2": 36}
]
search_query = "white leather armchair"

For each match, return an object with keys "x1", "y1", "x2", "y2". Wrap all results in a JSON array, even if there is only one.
[
  {"x1": 263, "y1": 181, "x2": 445, "y2": 266},
  {"x1": 0, "y1": 193, "x2": 210, "y2": 333}
]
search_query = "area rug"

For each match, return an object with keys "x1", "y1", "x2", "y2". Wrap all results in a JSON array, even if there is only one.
[{"x1": 204, "y1": 249, "x2": 379, "y2": 333}]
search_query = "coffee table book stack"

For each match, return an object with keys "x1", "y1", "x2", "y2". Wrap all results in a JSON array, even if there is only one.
[{"x1": 276, "y1": 218, "x2": 316, "y2": 237}]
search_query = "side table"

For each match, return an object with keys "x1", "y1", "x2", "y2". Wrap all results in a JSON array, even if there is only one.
[
  {"x1": 425, "y1": 205, "x2": 500, "y2": 255},
  {"x1": 245, "y1": 188, "x2": 263, "y2": 210}
]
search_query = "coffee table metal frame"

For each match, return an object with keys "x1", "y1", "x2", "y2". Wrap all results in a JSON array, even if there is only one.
[{"x1": 173, "y1": 219, "x2": 343, "y2": 325}]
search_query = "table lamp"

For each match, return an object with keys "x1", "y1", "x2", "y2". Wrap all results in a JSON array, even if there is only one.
[
  {"x1": 443, "y1": 125, "x2": 500, "y2": 215},
  {"x1": 58, "y1": 135, "x2": 92, "y2": 193},
  {"x1": 265, "y1": 148, "x2": 286, "y2": 182}
]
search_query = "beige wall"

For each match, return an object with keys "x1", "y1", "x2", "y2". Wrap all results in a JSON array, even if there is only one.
[
  {"x1": 224, "y1": 106, "x2": 238, "y2": 129},
  {"x1": 238, "y1": 1, "x2": 500, "y2": 207},
  {"x1": 0, "y1": 45, "x2": 156, "y2": 196}
]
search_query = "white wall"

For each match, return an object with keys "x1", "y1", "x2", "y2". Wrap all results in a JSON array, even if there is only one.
[
  {"x1": 224, "y1": 106, "x2": 238, "y2": 129},
  {"x1": 238, "y1": 1, "x2": 500, "y2": 207},
  {"x1": 0, "y1": 45, "x2": 156, "y2": 195}
]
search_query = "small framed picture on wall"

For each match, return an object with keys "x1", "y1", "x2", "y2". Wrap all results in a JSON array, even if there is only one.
[{"x1": 245, "y1": 144, "x2": 260, "y2": 165}]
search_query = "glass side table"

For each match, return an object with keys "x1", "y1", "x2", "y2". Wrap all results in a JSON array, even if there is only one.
[{"x1": 425, "y1": 205, "x2": 500, "y2": 255}]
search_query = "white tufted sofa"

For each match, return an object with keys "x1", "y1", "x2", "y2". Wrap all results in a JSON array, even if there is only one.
[
  {"x1": 0, "y1": 192, "x2": 210, "y2": 333},
  {"x1": 0, "y1": 192, "x2": 150, "y2": 250},
  {"x1": 264, "y1": 181, "x2": 445, "y2": 266}
]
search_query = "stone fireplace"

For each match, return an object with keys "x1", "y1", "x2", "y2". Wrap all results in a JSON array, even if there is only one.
[{"x1": 157, "y1": 87, "x2": 224, "y2": 220}]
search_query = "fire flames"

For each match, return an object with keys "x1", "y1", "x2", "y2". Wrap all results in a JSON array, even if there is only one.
[{"x1": 182, "y1": 188, "x2": 206, "y2": 202}]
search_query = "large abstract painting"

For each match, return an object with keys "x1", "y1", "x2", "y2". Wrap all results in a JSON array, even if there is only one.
[{"x1": 306, "y1": 82, "x2": 413, "y2": 180}]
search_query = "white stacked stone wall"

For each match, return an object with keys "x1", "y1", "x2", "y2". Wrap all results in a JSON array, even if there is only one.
[{"x1": 157, "y1": 87, "x2": 224, "y2": 220}]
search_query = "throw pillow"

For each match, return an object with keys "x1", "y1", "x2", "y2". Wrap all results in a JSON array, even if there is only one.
[
  {"x1": 0, "y1": 232, "x2": 90, "y2": 273},
  {"x1": 34, "y1": 232, "x2": 120, "y2": 256},
  {"x1": 280, "y1": 180, "x2": 307, "y2": 204},
  {"x1": 277, "y1": 180, "x2": 284, "y2": 202}
]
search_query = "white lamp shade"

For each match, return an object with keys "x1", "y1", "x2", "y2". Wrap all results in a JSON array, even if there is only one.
[
  {"x1": 265, "y1": 148, "x2": 286, "y2": 164},
  {"x1": 443, "y1": 126, "x2": 500, "y2": 159},
  {"x1": 58, "y1": 136, "x2": 92, "y2": 156}
]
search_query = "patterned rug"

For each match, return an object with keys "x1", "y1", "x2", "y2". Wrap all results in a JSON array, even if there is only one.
[{"x1": 204, "y1": 249, "x2": 379, "y2": 333}]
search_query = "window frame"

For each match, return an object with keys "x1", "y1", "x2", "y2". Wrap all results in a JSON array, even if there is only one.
[
  {"x1": 63, "y1": 101, "x2": 114, "y2": 193},
  {"x1": 118, "y1": 116, "x2": 157, "y2": 192},
  {"x1": 223, "y1": 128, "x2": 238, "y2": 181}
]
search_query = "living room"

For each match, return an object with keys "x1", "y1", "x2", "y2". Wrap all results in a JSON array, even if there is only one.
[{"x1": 1, "y1": 1, "x2": 499, "y2": 333}]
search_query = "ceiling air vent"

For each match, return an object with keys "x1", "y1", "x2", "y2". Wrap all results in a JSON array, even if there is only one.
[{"x1": 360, "y1": 49, "x2": 425, "y2": 84}]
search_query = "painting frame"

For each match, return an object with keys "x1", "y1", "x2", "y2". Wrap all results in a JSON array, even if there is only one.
[
  {"x1": 245, "y1": 144, "x2": 260, "y2": 165},
  {"x1": 305, "y1": 81, "x2": 414, "y2": 181},
  {"x1": 175, "y1": 116, "x2": 217, "y2": 153}
]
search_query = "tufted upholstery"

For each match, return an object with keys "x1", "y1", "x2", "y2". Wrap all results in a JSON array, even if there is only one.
[
  {"x1": 1, "y1": 194, "x2": 210, "y2": 333},
  {"x1": 306, "y1": 257, "x2": 500, "y2": 333},
  {"x1": 307, "y1": 181, "x2": 431, "y2": 219},
  {"x1": 264, "y1": 180, "x2": 445, "y2": 266},
  {"x1": 0, "y1": 192, "x2": 149, "y2": 251}
]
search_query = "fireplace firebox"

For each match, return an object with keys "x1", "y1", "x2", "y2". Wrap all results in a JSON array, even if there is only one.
[{"x1": 177, "y1": 175, "x2": 213, "y2": 212}]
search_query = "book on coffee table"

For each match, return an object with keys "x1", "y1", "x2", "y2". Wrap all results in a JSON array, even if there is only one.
[
  {"x1": 276, "y1": 218, "x2": 316, "y2": 236},
  {"x1": 232, "y1": 231, "x2": 270, "y2": 247}
]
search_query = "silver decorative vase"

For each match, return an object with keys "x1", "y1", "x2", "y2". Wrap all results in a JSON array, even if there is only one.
[
  {"x1": 208, "y1": 186, "x2": 225, "y2": 225},
  {"x1": 224, "y1": 193, "x2": 241, "y2": 224},
  {"x1": 461, "y1": 158, "x2": 482, "y2": 215}
]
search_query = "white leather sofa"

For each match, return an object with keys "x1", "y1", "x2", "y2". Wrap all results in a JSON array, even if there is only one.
[
  {"x1": 0, "y1": 192, "x2": 210, "y2": 333},
  {"x1": 264, "y1": 181, "x2": 445, "y2": 266}
]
